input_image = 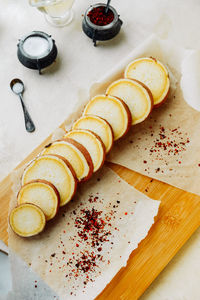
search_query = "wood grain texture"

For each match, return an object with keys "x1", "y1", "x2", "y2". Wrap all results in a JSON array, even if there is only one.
[{"x1": 0, "y1": 125, "x2": 200, "y2": 299}]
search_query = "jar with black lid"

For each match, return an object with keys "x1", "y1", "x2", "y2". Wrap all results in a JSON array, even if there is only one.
[{"x1": 82, "y1": 3, "x2": 123, "y2": 46}]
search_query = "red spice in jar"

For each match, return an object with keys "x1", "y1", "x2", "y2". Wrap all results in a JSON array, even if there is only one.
[{"x1": 87, "y1": 6, "x2": 114, "y2": 26}]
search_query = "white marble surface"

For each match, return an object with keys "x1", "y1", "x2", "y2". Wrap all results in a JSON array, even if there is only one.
[{"x1": 0, "y1": 0, "x2": 200, "y2": 299}]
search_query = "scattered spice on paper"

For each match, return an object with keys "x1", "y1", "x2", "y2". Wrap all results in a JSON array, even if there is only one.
[
  {"x1": 126, "y1": 114, "x2": 191, "y2": 175},
  {"x1": 44, "y1": 193, "x2": 131, "y2": 295}
]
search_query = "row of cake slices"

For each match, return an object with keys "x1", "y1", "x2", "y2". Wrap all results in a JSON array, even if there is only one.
[{"x1": 9, "y1": 57, "x2": 170, "y2": 237}]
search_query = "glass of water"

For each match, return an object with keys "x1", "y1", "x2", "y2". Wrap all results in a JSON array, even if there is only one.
[{"x1": 29, "y1": 0, "x2": 75, "y2": 27}]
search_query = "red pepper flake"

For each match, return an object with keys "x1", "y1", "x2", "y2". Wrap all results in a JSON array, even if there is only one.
[
  {"x1": 178, "y1": 161, "x2": 181, "y2": 164},
  {"x1": 146, "y1": 125, "x2": 190, "y2": 168},
  {"x1": 198, "y1": 164, "x2": 200, "y2": 167},
  {"x1": 87, "y1": 6, "x2": 114, "y2": 26},
  {"x1": 143, "y1": 160, "x2": 147, "y2": 164},
  {"x1": 75, "y1": 208, "x2": 111, "y2": 248},
  {"x1": 74, "y1": 251, "x2": 98, "y2": 273},
  {"x1": 125, "y1": 212, "x2": 128, "y2": 215},
  {"x1": 54, "y1": 194, "x2": 121, "y2": 293}
]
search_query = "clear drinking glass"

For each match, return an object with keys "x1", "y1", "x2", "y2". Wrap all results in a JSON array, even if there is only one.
[{"x1": 29, "y1": 0, "x2": 75, "y2": 27}]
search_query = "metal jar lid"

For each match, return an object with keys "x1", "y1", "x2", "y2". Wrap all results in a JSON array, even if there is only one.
[{"x1": 17, "y1": 31, "x2": 58, "y2": 74}]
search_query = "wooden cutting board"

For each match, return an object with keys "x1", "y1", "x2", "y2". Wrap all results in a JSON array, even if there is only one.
[{"x1": 0, "y1": 122, "x2": 200, "y2": 300}]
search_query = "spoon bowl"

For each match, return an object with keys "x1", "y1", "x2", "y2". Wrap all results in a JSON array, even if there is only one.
[{"x1": 10, "y1": 78, "x2": 24, "y2": 95}]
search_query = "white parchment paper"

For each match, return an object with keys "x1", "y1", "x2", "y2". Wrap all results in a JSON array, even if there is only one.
[
  {"x1": 60, "y1": 34, "x2": 200, "y2": 197},
  {"x1": 8, "y1": 166, "x2": 159, "y2": 300}
]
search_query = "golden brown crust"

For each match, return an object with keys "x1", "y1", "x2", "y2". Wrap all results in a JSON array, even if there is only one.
[
  {"x1": 48, "y1": 154, "x2": 78, "y2": 206},
  {"x1": 47, "y1": 154, "x2": 78, "y2": 201},
  {"x1": 128, "y1": 78, "x2": 154, "y2": 120},
  {"x1": 65, "y1": 129, "x2": 106, "y2": 172},
  {"x1": 94, "y1": 116, "x2": 115, "y2": 153},
  {"x1": 67, "y1": 129, "x2": 106, "y2": 172},
  {"x1": 17, "y1": 179, "x2": 60, "y2": 219},
  {"x1": 82, "y1": 129, "x2": 106, "y2": 171},
  {"x1": 148, "y1": 58, "x2": 170, "y2": 107},
  {"x1": 111, "y1": 96, "x2": 132, "y2": 138},
  {"x1": 58, "y1": 138, "x2": 94, "y2": 182},
  {"x1": 154, "y1": 86, "x2": 170, "y2": 108}
]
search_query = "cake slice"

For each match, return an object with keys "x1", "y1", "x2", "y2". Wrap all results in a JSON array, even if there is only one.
[
  {"x1": 124, "y1": 57, "x2": 170, "y2": 106},
  {"x1": 9, "y1": 203, "x2": 46, "y2": 237},
  {"x1": 72, "y1": 115, "x2": 114, "y2": 153},
  {"x1": 17, "y1": 180, "x2": 60, "y2": 221},
  {"x1": 22, "y1": 154, "x2": 77, "y2": 207},
  {"x1": 106, "y1": 78, "x2": 153, "y2": 125},
  {"x1": 83, "y1": 95, "x2": 132, "y2": 140},
  {"x1": 64, "y1": 129, "x2": 105, "y2": 172},
  {"x1": 42, "y1": 138, "x2": 93, "y2": 182}
]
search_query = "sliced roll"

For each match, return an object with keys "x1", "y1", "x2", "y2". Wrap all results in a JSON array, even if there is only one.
[
  {"x1": 83, "y1": 95, "x2": 132, "y2": 141},
  {"x1": 124, "y1": 57, "x2": 170, "y2": 106},
  {"x1": 9, "y1": 203, "x2": 46, "y2": 237},
  {"x1": 17, "y1": 180, "x2": 60, "y2": 221},
  {"x1": 72, "y1": 115, "x2": 114, "y2": 153},
  {"x1": 22, "y1": 154, "x2": 77, "y2": 207},
  {"x1": 42, "y1": 138, "x2": 93, "y2": 182},
  {"x1": 64, "y1": 129, "x2": 105, "y2": 172},
  {"x1": 106, "y1": 78, "x2": 153, "y2": 125}
]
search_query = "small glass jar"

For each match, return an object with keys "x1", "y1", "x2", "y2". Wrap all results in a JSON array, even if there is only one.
[
  {"x1": 82, "y1": 3, "x2": 123, "y2": 46},
  {"x1": 29, "y1": 0, "x2": 75, "y2": 27}
]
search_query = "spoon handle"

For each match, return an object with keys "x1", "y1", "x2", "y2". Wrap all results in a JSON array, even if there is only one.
[
  {"x1": 105, "y1": 0, "x2": 111, "y2": 14},
  {"x1": 19, "y1": 94, "x2": 35, "y2": 133}
]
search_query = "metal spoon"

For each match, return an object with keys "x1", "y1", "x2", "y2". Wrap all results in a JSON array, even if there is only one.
[
  {"x1": 10, "y1": 79, "x2": 35, "y2": 133},
  {"x1": 105, "y1": 0, "x2": 111, "y2": 14}
]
